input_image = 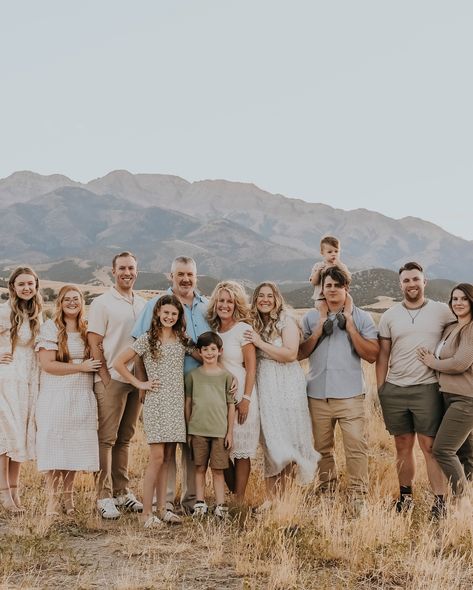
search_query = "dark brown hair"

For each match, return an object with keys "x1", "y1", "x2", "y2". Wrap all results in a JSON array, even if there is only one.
[
  {"x1": 148, "y1": 294, "x2": 189, "y2": 357},
  {"x1": 196, "y1": 331, "x2": 223, "y2": 350},
  {"x1": 448, "y1": 283, "x2": 473, "y2": 321},
  {"x1": 398, "y1": 261, "x2": 423, "y2": 275},
  {"x1": 321, "y1": 265, "x2": 351, "y2": 289}
]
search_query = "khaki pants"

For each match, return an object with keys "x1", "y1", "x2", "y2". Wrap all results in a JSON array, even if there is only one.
[
  {"x1": 309, "y1": 395, "x2": 368, "y2": 495},
  {"x1": 95, "y1": 379, "x2": 142, "y2": 499}
]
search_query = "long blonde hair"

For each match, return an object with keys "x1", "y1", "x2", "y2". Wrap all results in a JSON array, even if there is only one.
[
  {"x1": 8, "y1": 266, "x2": 42, "y2": 351},
  {"x1": 250, "y1": 282, "x2": 287, "y2": 342},
  {"x1": 53, "y1": 285, "x2": 89, "y2": 362},
  {"x1": 207, "y1": 281, "x2": 251, "y2": 331}
]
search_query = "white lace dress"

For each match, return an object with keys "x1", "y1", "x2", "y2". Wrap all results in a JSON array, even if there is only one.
[
  {"x1": 35, "y1": 320, "x2": 99, "y2": 471},
  {"x1": 218, "y1": 322, "x2": 260, "y2": 460},
  {"x1": 256, "y1": 317, "x2": 319, "y2": 484},
  {"x1": 0, "y1": 303, "x2": 40, "y2": 462}
]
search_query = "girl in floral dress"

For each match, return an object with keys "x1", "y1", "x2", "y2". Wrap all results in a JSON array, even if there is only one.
[{"x1": 114, "y1": 294, "x2": 196, "y2": 528}]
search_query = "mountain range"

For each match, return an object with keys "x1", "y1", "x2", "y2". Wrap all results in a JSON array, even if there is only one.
[{"x1": 0, "y1": 170, "x2": 471, "y2": 283}]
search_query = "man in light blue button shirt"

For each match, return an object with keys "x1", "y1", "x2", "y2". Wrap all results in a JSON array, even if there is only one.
[
  {"x1": 299, "y1": 266, "x2": 379, "y2": 500},
  {"x1": 132, "y1": 256, "x2": 210, "y2": 514}
]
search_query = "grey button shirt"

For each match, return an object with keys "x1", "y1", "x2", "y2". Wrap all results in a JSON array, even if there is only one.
[{"x1": 302, "y1": 307, "x2": 378, "y2": 399}]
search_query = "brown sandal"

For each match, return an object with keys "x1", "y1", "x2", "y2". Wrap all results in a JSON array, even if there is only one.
[{"x1": 0, "y1": 488, "x2": 24, "y2": 515}]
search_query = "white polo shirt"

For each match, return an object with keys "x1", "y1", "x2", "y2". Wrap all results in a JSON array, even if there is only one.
[{"x1": 87, "y1": 287, "x2": 146, "y2": 383}]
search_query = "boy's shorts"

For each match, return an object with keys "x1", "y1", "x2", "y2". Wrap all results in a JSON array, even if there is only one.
[
  {"x1": 191, "y1": 435, "x2": 229, "y2": 469},
  {"x1": 378, "y1": 382, "x2": 443, "y2": 437}
]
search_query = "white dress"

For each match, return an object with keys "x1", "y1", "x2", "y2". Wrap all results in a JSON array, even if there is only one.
[
  {"x1": 0, "y1": 303, "x2": 40, "y2": 462},
  {"x1": 256, "y1": 316, "x2": 319, "y2": 484},
  {"x1": 35, "y1": 319, "x2": 99, "y2": 472},
  {"x1": 218, "y1": 322, "x2": 260, "y2": 460}
]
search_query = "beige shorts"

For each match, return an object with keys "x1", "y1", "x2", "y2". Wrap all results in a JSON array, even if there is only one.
[{"x1": 191, "y1": 435, "x2": 229, "y2": 470}]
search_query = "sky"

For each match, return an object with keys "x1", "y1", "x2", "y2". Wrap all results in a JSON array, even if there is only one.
[{"x1": 1, "y1": 1, "x2": 472, "y2": 239}]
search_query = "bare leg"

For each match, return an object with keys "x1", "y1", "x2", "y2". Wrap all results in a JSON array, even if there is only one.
[
  {"x1": 9, "y1": 460, "x2": 22, "y2": 508},
  {"x1": 234, "y1": 458, "x2": 251, "y2": 502},
  {"x1": 418, "y1": 433, "x2": 447, "y2": 495},
  {"x1": 157, "y1": 444, "x2": 175, "y2": 516},
  {"x1": 0, "y1": 453, "x2": 17, "y2": 511},
  {"x1": 212, "y1": 469, "x2": 225, "y2": 505},
  {"x1": 195, "y1": 465, "x2": 207, "y2": 502},
  {"x1": 45, "y1": 471, "x2": 61, "y2": 516},
  {"x1": 394, "y1": 433, "x2": 416, "y2": 486},
  {"x1": 142, "y1": 443, "x2": 164, "y2": 522},
  {"x1": 63, "y1": 471, "x2": 76, "y2": 514}
]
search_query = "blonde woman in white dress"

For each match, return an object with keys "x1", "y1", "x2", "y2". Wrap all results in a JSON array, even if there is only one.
[
  {"x1": 36, "y1": 286, "x2": 101, "y2": 516},
  {"x1": 245, "y1": 282, "x2": 319, "y2": 502},
  {"x1": 0, "y1": 267, "x2": 42, "y2": 514},
  {"x1": 207, "y1": 281, "x2": 259, "y2": 503}
]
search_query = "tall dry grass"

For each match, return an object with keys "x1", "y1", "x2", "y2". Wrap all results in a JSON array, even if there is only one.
[{"x1": 1, "y1": 362, "x2": 473, "y2": 589}]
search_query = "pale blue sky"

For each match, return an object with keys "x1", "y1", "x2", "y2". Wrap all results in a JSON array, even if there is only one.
[{"x1": 1, "y1": 1, "x2": 472, "y2": 238}]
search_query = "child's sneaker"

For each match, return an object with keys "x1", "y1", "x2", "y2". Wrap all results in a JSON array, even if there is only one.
[
  {"x1": 114, "y1": 491, "x2": 143, "y2": 513},
  {"x1": 97, "y1": 498, "x2": 121, "y2": 520},
  {"x1": 192, "y1": 501, "x2": 208, "y2": 517},
  {"x1": 143, "y1": 515, "x2": 162, "y2": 529},
  {"x1": 214, "y1": 504, "x2": 229, "y2": 520}
]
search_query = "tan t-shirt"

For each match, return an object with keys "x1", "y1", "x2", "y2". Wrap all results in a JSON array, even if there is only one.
[
  {"x1": 87, "y1": 288, "x2": 146, "y2": 383},
  {"x1": 379, "y1": 300, "x2": 454, "y2": 386}
]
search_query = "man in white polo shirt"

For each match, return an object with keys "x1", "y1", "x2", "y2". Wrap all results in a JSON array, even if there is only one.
[{"x1": 88, "y1": 251, "x2": 146, "y2": 519}]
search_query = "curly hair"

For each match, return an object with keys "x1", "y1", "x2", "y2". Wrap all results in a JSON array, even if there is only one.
[
  {"x1": 207, "y1": 281, "x2": 251, "y2": 331},
  {"x1": 53, "y1": 285, "x2": 89, "y2": 362},
  {"x1": 8, "y1": 266, "x2": 43, "y2": 352},
  {"x1": 148, "y1": 294, "x2": 189, "y2": 358},
  {"x1": 250, "y1": 282, "x2": 290, "y2": 342}
]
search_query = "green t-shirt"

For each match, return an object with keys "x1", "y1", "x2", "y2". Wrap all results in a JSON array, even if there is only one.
[{"x1": 185, "y1": 367, "x2": 234, "y2": 438}]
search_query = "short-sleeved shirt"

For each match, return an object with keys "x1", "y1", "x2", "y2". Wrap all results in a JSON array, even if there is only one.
[
  {"x1": 302, "y1": 306, "x2": 378, "y2": 399},
  {"x1": 132, "y1": 287, "x2": 210, "y2": 375},
  {"x1": 378, "y1": 300, "x2": 454, "y2": 387},
  {"x1": 87, "y1": 288, "x2": 146, "y2": 383},
  {"x1": 185, "y1": 367, "x2": 234, "y2": 438}
]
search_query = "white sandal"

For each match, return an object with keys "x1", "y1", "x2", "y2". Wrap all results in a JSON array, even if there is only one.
[{"x1": 161, "y1": 509, "x2": 182, "y2": 525}]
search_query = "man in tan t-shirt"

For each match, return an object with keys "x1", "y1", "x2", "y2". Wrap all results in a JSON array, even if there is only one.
[
  {"x1": 88, "y1": 251, "x2": 146, "y2": 519},
  {"x1": 376, "y1": 261, "x2": 453, "y2": 518}
]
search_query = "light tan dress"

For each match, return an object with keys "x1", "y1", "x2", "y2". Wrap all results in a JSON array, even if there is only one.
[{"x1": 0, "y1": 303, "x2": 40, "y2": 462}]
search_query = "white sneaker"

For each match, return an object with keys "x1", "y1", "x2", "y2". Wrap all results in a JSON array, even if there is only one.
[
  {"x1": 97, "y1": 498, "x2": 121, "y2": 520},
  {"x1": 192, "y1": 501, "x2": 208, "y2": 517},
  {"x1": 143, "y1": 515, "x2": 162, "y2": 529},
  {"x1": 114, "y1": 492, "x2": 143, "y2": 513},
  {"x1": 214, "y1": 504, "x2": 229, "y2": 520},
  {"x1": 161, "y1": 509, "x2": 182, "y2": 525}
]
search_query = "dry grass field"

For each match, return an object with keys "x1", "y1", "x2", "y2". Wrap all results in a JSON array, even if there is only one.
[{"x1": 1, "y1": 361, "x2": 473, "y2": 590}]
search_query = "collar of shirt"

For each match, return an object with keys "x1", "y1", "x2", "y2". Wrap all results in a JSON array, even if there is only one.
[
  {"x1": 110, "y1": 286, "x2": 136, "y2": 304},
  {"x1": 166, "y1": 287, "x2": 208, "y2": 307}
]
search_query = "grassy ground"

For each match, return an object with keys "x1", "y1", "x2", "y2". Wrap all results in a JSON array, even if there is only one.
[{"x1": 1, "y1": 363, "x2": 473, "y2": 589}]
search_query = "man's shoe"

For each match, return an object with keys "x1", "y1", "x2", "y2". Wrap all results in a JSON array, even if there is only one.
[
  {"x1": 192, "y1": 501, "x2": 208, "y2": 517},
  {"x1": 162, "y1": 509, "x2": 182, "y2": 524},
  {"x1": 97, "y1": 498, "x2": 121, "y2": 520},
  {"x1": 214, "y1": 504, "x2": 229, "y2": 520},
  {"x1": 322, "y1": 319, "x2": 334, "y2": 336},
  {"x1": 395, "y1": 494, "x2": 414, "y2": 513},
  {"x1": 114, "y1": 492, "x2": 143, "y2": 513},
  {"x1": 336, "y1": 311, "x2": 347, "y2": 330}
]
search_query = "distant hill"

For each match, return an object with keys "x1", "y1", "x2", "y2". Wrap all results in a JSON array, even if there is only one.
[{"x1": 1, "y1": 170, "x2": 473, "y2": 282}]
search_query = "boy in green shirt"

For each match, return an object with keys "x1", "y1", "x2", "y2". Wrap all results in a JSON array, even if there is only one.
[{"x1": 185, "y1": 331, "x2": 235, "y2": 519}]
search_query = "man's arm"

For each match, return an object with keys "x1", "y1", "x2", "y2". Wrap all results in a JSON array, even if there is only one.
[
  {"x1": 376, "y1": 338, "x2": 392, "y2": 388},
  {"x1": 88, "y1": 332, "x2": 111, "y2": 385}
]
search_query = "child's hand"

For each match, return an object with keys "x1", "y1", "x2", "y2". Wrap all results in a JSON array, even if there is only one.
[{"x1": 224, "y1": 433, "x2": 233, "y2": 450}]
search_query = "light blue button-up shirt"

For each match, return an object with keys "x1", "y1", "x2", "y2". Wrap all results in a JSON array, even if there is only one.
[
  {"x1": 302, "y1": 307, "x2": 378, "y2": 399},
  {"x1": 131, "y1": 287, "x2": 210, "y2": 374}
]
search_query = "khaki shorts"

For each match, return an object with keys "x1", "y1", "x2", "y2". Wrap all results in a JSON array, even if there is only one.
[
  {"x1": 191, "y1": 435, "x2": 229, "y2": 470},
  {"x1": 378, "y1": 382, "x2": 443, "y2": 437}
]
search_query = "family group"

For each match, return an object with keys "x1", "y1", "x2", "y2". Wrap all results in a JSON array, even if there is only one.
[{"x1": 0, "y1": 235, "x2": 472, "y2": 528}]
